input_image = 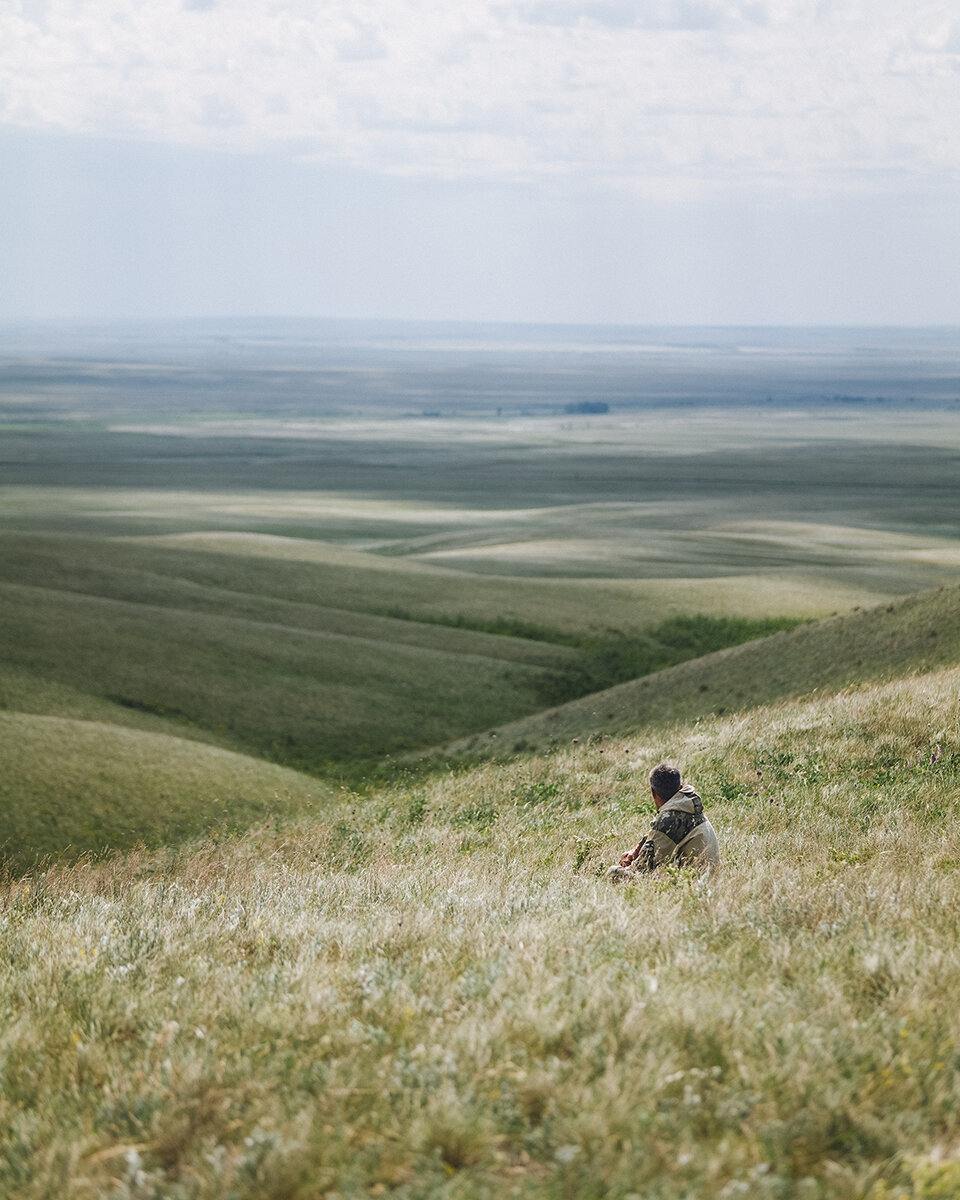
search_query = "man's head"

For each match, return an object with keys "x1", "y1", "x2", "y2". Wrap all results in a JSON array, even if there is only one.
[{"x1": 649, "y1": 762, "x2": 681, "y2": 807}]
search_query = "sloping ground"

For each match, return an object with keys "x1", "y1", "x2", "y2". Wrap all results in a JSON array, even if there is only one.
[
  {"x1": 0, "y1": 530, "x2": 866, "y2": 772},
  {"x1": 0, "y1": 663, "x2": 229, "y2": 744},
  {"x1": 1, "y1": 528, "x2": 882, "y2": 639},
  {"x1": 2, "y1": 666, "x2": 959, "y2": 1198},
  {"x1": 132, "y1": 529, "x2": 888, "y2": 630},
  {"x1": 435, "y1": 581, "x2": 960, "y2": 760},
  {"x1": 0, "y1": 712, "x2": 327, "y2": 872},
  {"x1": 0, "y1": 532, "x2": 578, "y2": 669},
  {"x1": 0, "y1": 581, "x2": 565, "y2": 773}
]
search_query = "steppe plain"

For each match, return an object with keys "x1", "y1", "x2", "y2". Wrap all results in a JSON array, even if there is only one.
[{"x1": 2, "y1": 322, "x2": 960, "y2": 1198}]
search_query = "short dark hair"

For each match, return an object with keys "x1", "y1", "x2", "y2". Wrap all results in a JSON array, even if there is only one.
[{"x1": 649, "y1": 763, "x2": 681, "y2": 800}]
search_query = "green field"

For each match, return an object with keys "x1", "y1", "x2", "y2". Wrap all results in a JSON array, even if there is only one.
[
  {"x1": 4, "y1": 399, "x2": 960, "y2": 776},
  {"x1": 3, "y1": 388, "x2": 960, "y2": 851},
  {"x1": 3, "y1": 659, "x2": 960, "y2": 1198},
  {"x1": 0, "y1": 713, "x2": 327, "y2": 873},
  {"x1": 439, "y1": 581, "x2": 960, "y2": 761},
  {"x1": 0, "y1": 531, "x2": 810, "y2": 777},
  {"x1": 2, "y1": 554, "x2": 958, "y2": 870},
  {"x1": 3, "y1": 401, "x2": 960, "y2": 787},
  {"x1": 3, "y1": 330, "x2": 960, "y2": 1196}
]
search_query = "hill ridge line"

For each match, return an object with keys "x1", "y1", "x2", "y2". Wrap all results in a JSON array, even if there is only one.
[
  {"x1": 430, "y1": 582, "x2": 960, "y2": 760},
  {"x1": 0, "y1": 579, "x2": 571, "y2": 672}
]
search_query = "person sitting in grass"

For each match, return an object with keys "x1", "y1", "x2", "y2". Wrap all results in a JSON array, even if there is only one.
[{"x1": 608, "y1": 762, "x2": 720, "y2": 880}]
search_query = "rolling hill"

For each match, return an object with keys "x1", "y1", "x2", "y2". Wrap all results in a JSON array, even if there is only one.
[
  {"x1": 436, "y1": 580, "x2": 960, "y2": 760},
  {"x1": 5, "y1": 324, "x2": 960, "y2": 1197},
  {"x1": 0, "y1": 531, "x2": 828, "y2": 771},
  {"x1": 2, "y1": 654, "x2": 959, "y2": 1198},
  {"x1": 0, "y1": 579, "x2": 567, "y2": 773},
  {"x1": 0, "y1": 712, "x2": 328, "y2": 873}
]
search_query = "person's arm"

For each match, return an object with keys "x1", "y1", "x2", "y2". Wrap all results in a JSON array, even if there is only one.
[
  {"x1": 632, "y1": 835, "x2": 660, "y2": 872},
  {"x1": 619, "y1": 837, "x2": 646, "y2": 868}
]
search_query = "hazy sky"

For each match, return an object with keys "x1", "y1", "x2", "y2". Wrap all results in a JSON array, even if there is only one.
[{"x1": 1, "y1": 0, "x2": 958, "y2": 324}]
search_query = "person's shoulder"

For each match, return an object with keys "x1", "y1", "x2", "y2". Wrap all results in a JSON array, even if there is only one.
[{"x1": 651, "y1": 805, "x2": 698, "y2": 844}]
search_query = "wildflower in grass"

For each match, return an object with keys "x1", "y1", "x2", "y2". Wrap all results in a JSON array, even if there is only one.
[{"x1": 125, "y1": 1148, "x2": 146, "y2": 1188}]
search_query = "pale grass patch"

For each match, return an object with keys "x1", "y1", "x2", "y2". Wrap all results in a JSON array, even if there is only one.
[{"x1": 2, "y1": 668, "x2": 960, "y2": 1197}]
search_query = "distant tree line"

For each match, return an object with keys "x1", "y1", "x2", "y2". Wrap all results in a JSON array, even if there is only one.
[{"x1": 564, "y1": 401, "x2": 609, "y2": 414}]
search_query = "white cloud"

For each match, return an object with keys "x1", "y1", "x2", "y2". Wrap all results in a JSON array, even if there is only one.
[
  {"x1": 509, "y1": 0, "x2": 756, "y2": 31},
  {"x1": 0, "y1": 0, "x2": 957, "y2": 195}
]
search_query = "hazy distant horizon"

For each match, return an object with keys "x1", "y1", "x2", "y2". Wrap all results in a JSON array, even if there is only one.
[
  {"x1": 3, "y1": 315, "x2": 959, "y2": 358},
  {"x1": 2, "y1": 318, "x2": 957, "y2": 422},
  {"x1": 3, "y1": 313, "x2": 959, "y2": 336}
]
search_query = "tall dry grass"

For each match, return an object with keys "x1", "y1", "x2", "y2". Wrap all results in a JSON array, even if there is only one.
[{"x1": 2, "y1": 667, "x2": 960, "y2": 1198}]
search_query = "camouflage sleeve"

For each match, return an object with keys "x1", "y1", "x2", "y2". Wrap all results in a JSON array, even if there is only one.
[
  {"x1": 633, "y1": 836, "x2": 658, "y2": 872},
  {"x1": 632, "y1": 809, "x2": 700, "y2": 873}
]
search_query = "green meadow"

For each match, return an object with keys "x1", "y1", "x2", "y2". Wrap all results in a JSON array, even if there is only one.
[
  {"x1": 3, "y1": 658, "x2": 960, "y2": 1199},
  {"x1": 2, "y1": 328, "x2": 960, "y2": 1196},
  {"x1": 441, "y1": 582, "x2": 960, "y2": 762},
  {"x1": 4, "y1": 396, "x2": 960, "y2": 781},
  {"x1": 0, "y1": 528, "x2": 815, "y2": 775},
  {"x1": 0, "y1": 713, "x2": 327, "y2": 874}
]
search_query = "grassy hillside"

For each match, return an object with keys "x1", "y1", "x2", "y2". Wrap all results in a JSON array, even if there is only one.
[
  {"x1": 438, "y1": 581, "x2": 960, "y2": 760},
  {"x1": 0, "y1": 532, "x2": 832, "y2": 771},
  {"x1": 0, "y1": 663, "x2": 231, "y2": 743},
  {"x1": 2, "y1": 665, "x2": 959, "y2": 1198},
  {"x1": 0, "y1": 532, "x2": 577, "y2": 668},
  {"x1": 0, "y1": 713, "x2": 327, "y2": 873},
  {"x1": 0, "y1": 528, "x2": 870, "y2": 638},
  {"x1": 0, "y1": 580, "x2": 564, "y2": 773}
]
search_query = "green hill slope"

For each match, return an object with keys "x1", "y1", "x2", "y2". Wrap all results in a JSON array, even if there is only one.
[
  {"x1": 0, "y1": 528, "x2": 867, "y2": 651},
  {"x1": 0, "y1": 662, "x2": 230, "y2": 743},
  {"x1": 0, "y1": 531, "x2": 839, "y2": 770},
  {"x1": 437, "y1": 581, "x2": 960, "y2": 759},
  {"x1": 129, "y1": 529, "x2": 882, "y2": 631},
  {"x1": 3, "y1": 664, "x2": 959, "y2": 1198},
  {"x1": 0, "y1": 580, "x2": 568, "y2": 772},
  {"x1": 0, "y1": 712, "x2": 327, "y2": 872},
  {"x1": 0, "y1": 532, "x2": 578, "y2": 669}
]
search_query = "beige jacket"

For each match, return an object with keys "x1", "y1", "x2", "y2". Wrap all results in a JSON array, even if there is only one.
[{"x1": 628, "y1": 785, "x2": 720, "y2": 875}]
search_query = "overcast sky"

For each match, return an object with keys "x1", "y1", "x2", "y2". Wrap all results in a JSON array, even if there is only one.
[{"x1": 1, "y1": 0, "x2": 958, "y2": 324}]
